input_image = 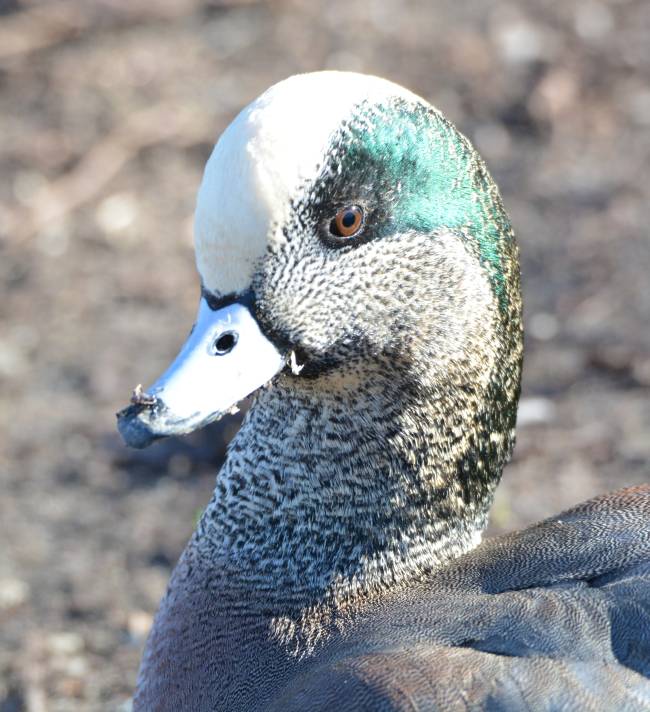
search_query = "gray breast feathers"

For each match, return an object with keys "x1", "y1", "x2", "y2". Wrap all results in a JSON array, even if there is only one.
[{"x1": 271, "y1": 486, "x2": 650, "y2": 712}]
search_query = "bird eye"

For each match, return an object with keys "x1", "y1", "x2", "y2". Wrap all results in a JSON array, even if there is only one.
[{"x1": 330, "y1": 205, "x2": 364, "y2": 239}]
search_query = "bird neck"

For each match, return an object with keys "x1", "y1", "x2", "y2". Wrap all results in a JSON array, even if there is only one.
[{"x1": 194, "y1": 357, "x2": 515, "y2": 610}]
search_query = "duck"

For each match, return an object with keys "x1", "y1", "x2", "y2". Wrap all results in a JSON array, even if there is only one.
[{"x1": 117, "y1": 71, "x2": 650, "y2": 711}]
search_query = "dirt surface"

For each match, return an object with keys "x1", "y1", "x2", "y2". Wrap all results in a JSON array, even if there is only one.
[{"x1": 1, "y1": 1, "x2": 649, "y2": 709}]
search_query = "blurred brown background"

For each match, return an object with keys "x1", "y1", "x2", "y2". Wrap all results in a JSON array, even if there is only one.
[{"x1": 0, "y1": 0, "x2": 649, "y2": 709}]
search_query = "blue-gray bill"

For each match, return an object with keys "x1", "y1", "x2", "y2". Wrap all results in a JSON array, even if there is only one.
[{"x1": 116, "y1": 299, "x2": 285, "y2": 449}]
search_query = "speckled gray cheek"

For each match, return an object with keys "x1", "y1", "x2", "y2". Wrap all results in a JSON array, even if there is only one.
[{"x1": 227, "y1": 221, "x2": 519, "y2": 580}]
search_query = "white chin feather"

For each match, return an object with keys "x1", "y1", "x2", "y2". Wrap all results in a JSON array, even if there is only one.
[{"x1": 193, "y1": 71, "x2": 425, "y2": 295}]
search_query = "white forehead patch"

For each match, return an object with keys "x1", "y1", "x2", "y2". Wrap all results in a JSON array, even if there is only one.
[{"x1": 194, "y1": 71, "x2": 423, "y2": 295}]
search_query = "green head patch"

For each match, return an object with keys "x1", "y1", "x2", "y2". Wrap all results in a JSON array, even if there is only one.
[{"x1": 329, "y1": 99, "x2": 514, "y2": 304}]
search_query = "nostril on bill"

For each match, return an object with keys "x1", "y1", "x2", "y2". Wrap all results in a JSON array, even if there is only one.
[{"x1": 212, "y1": 330, "x2": 238, "y2": 355}]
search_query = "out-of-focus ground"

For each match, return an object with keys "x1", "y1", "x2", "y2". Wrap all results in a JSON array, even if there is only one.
[{"x1": 0, "y1": 0, "x2": 649, "y2": 709}]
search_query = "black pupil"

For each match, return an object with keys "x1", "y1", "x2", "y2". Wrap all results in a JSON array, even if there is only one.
[
  {"x1": 214, "y1": 331, "x2": 237, "y2": 354},
  {"x1": 342, "y1": 210, "x2": 356, "y2": 228}
]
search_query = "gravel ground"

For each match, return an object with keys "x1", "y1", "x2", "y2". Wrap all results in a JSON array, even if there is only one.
[{"x1": 1, "y1": 1, "x2": 649, "y2": 709}]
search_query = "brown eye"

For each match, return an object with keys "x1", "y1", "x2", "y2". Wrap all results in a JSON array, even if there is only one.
[{"x1": 331, "y1": 205, "x2": 364, "y2": 238}]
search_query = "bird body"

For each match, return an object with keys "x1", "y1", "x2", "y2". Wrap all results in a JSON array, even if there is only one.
[
  {"x1": 117, "y1": 72, "x2": 650, "y2": 711},
  {"x1": 135, "y1": 486, "x2": 650, "y2": 711}
]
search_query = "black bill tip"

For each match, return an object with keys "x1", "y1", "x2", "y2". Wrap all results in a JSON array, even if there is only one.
[
  {"x1": 116, "y1": 404, "x2": 163, "y2": 449},
  {"x1": 116, "y1": 400, "x2": 214, "y2": 449}
]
